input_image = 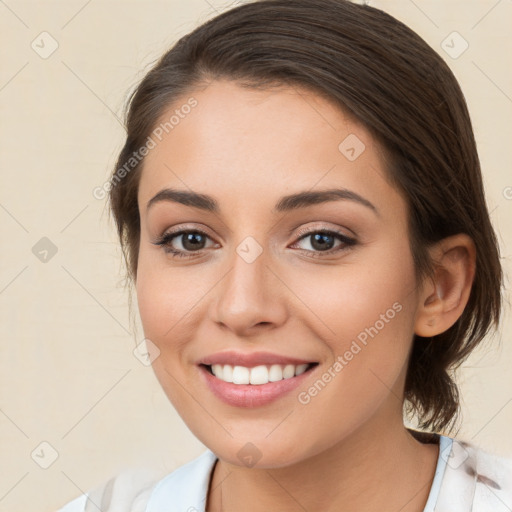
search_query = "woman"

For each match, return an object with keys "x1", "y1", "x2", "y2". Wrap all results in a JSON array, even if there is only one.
[{"x1": 58, "y1": 0, "x2": 512, "y2": 510}]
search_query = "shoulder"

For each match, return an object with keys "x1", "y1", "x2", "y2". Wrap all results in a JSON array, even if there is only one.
[
  {"x1": 438, "y1": 435, "x2": 512, "y2": 510},
  {"x1": 56, "y1": 450, "x2": 218, "y2": 512},
  {"x1": 459, "y1": 441, "x2": 512, "y2": 500}
]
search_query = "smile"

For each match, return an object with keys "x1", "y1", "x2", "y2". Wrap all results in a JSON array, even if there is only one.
[
  {"x1": 205, "y1": 363, "x2": 315, "y2": 385},
  {"x1": 199, "y1": 362, "x2": 319, "y2": 408}
]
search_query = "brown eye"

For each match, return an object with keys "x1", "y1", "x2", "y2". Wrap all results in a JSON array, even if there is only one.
[
  {"x1": 291, "y1": 229, "x2": 357, "y2": 258},
  {"x1": 152, "y1": 229, "x2": 215, "y2": 258}
]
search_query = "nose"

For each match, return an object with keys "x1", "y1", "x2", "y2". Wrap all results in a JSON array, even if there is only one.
[{"x1": 211, "y1": 243, "x2": 288, "y2": 337}]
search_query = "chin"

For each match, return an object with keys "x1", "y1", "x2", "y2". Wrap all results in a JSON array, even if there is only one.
[{"x1": 200, "y1": 435, "x2": 312, "y2": 469}]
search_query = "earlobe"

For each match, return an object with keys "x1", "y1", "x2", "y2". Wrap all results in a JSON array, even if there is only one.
[{"x1": 414, "y1": 234, "x2": 476, "y2": 338}]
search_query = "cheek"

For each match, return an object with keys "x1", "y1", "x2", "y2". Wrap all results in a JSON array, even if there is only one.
[
  {"x1": 136, "y1": 242, "x2": 190, "y2": 333},
  {"x1": 135, "y1": 265, "x2": 170, "y2": 338},
  {"x1": 290, "y1": 240, "x2": 418, "y2": 405},
  {"x1": 135, "y1": 247, "x2": 186, "y2": 362},
  {"x1": 292, "y1": 279, "x2": 416, "y2": 445},
  {"x1": 135, "y1": 258, "x2": 195, "y2": 408},
  {"x1": 291, "y1": 246, "x2": 416, "y2": 347},
  {"x1": 135, "y1": 249, "x2": 213, "y2": 363}
]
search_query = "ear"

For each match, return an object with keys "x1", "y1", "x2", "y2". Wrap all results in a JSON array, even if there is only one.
[{"x1": 414, "y1": 234, "x2": 476, "y2": 337}]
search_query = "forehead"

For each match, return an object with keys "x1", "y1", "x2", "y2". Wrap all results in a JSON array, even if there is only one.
[{"x1": 137, "y1": 79, "x2": 402, "y2": 217}]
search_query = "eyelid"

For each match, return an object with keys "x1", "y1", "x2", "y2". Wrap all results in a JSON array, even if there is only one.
[
  {"x1": 154, "y1": 221, "x2": 355, "y2": 244},
  {"x1": 152, "y1": 221, "x2": 357, "y2": 260},
  {"x1": 156, "y1": 223, "x2": 217, "y2": 240},
  {"x1": 287, "y1": 220, "x2": 357, "y2": 239}
]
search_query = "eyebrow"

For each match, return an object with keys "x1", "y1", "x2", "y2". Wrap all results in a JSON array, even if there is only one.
[{"x1": 146, "y1": 187, "x2": 379, "y2": 216}]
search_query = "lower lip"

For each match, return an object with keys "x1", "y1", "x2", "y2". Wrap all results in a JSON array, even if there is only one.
[{"x1": 199, "y1": 364, "x2": 317, "y2": 408}]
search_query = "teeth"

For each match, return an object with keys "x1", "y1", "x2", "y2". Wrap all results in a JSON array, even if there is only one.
[{"x1": 209, "y1": 363, "x2": 311, "y2": 385}]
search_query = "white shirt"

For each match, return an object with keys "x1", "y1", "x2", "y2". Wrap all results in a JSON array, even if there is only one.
[{"x1": 57, "y1": 434, "x2": 512, "y2": 511}]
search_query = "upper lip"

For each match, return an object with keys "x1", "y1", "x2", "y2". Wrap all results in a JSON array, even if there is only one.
[{"x1": 198, "y1": 351, "x2": 316, "y2": 368}]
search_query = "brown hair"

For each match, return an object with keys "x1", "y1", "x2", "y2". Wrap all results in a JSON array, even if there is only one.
[{"x1": 108, "y1": 0, "x2": 503, "y2": 434}]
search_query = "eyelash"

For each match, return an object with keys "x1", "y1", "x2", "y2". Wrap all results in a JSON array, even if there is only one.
[{"x1": 152, "y1": 226, "x2": 357, "y2": 259}]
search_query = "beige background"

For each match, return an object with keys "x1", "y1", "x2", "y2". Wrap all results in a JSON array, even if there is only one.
[{"x1": 0, "y1": 0, "x2": 511, "y2": 510}]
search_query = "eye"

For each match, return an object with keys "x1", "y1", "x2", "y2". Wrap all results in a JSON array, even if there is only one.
[
  {"x1": 152, "y1": 226, "x2": 357, "y2": 259},
  {"x1": 290, "y1": 228, "x2": 357, "y2": 258},
  {"x1": 152, "y1": 229, "x2": 216, "y2": 258}
]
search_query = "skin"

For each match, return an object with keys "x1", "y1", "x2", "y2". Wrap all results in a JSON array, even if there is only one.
[{"x1": 135, "y1": 79, "x2": 476, "y2": 511}]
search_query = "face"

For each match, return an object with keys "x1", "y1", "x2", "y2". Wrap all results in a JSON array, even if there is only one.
[{"x1": 136, "y1": 79, "x2": 424, "y2": 468}]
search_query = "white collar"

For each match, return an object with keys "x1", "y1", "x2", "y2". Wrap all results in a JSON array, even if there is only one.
[
  {"x1": 145, "y1": 435, "x2": 512, "y2": 512},
  {"x1": 146, "y1": 448, "x2": 217, "y2": 511}
]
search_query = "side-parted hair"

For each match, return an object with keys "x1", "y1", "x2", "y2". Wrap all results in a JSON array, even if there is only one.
[{"x1": 108, "y1": 0, "x2": 503, "y2": 434}]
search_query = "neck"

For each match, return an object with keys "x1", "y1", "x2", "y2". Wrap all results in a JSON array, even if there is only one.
[{"x1": 206, "y1": 415, "x2": 439, "y2": 512}]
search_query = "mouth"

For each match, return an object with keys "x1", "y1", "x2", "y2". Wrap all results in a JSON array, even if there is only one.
[
  {"x1": 198, "y1": 361, "x2": 319, "y2": 407},
  {"x1": 196, "y1": 350, "x2": 320, "y2": 407},
  {"x1": 200, "y1": 362, "x2": 319, "y2": 385}
]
